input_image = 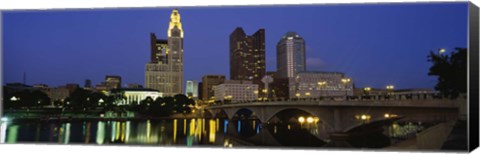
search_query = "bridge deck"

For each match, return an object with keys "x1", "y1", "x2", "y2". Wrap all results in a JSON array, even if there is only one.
[{"x1": 207, "y1": 99, "x2": 461, "y2": 109}]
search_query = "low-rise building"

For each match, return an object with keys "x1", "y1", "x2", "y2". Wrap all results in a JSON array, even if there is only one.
[
  {"x1": 109, "y1": 88, "x2": 163, "y2": 105},
  {"x1": 214, "y1": 80, "x2": 258, "y2": 102},
  {"x1": 289, "y1": 71, "x2": 354, "y2": 98}
]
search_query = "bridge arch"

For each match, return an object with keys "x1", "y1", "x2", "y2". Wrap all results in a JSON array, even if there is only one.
[{"x1": 261, "y1": 106, "x2": 335, "y2": 130}]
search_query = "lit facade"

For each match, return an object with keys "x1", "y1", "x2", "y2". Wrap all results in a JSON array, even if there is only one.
[
  {"x1": 277, "y1": 32, "x2": 306, "y2": 78},
  {"x1": 109, "y1": 88, "x2": 163, "y2": 105},
  {"x1": 214, "y1": 80, "x2": 259, "y2": 102},
  {"x1": 290, "y1": 71, "x2": 353, "y2": 98},
  {"x1": 105, "y1": 75, "x2": 121, "y2": 90},
  {"x1": 145, "y1": 9, "x2": 184, "y2": 96},
  {"x1": 229, "y1": 27, "x2": 266, "y2": 87},
  {"x1": 185, "y1": 80, "x2": 198, "y2": 98},
  {"x1": 201, "y1": 75, "x2": 225, "y2": 101}
]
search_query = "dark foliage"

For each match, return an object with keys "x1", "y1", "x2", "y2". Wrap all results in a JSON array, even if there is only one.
[{"x1": 427, "y1": 48, "x2": 467, "y2": 99}]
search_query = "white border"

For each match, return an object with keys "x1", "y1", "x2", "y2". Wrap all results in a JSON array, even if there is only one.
[
  {"x1": 0, "y1": 0, "x2": 478, "y2": 154},
  {"x1": 0, "y1": 0, "x2": 472, "y2": 10}
]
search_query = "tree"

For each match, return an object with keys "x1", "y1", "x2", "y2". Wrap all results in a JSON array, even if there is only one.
[
  {"x1": 31, "y1": 90, "x2": 51, "y2": 107},
  {"x1": 173, "y1": 94, "x2": 195, "y2": 114},
  {"x1": 89, "y1": 92, "x2": 107, "y2": 108},
  {"x1": 66, "y1": 88, "x2": 91, "y2": 111},
  {"x1": 428, "y1": 48, "x2": 467, "y2": 99}
]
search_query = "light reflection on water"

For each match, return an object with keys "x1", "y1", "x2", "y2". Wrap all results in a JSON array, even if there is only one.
[
  {"x1": 0, "y1": 118, "x2": 423, "y2": 148},
  {"x1": 1, "y1": 118, "x2": 235, "y2": 146},
  {"x1": 1, "y1": 122, "x2": 7, "y2": 143}
]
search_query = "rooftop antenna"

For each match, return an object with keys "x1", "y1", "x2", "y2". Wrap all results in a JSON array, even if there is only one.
[{"x1": 23, "y1": 72, "x2": 26, "y2": 85}]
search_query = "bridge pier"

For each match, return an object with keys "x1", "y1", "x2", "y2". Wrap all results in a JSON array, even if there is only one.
[{"x1": 334, "y1": 109, "x2": 343, "y2": 132}]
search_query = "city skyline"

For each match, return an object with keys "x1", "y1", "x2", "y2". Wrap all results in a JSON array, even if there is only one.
[{"x1": 3, "y1": 3, "x2": 468, "y2": 89}]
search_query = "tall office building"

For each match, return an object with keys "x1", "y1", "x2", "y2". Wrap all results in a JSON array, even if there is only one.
[
  {"x1": 145, "y1": 9, "x2": 184, "y2": 96},
  {"x1": 229, "y1": 27, "x2": 266, "y2": 87},
  {"x1": 201, "y1": 75, "x2": 225, "y2": 101},
  {"x1": 276, "y1": 32, "x2": 306, "y2": 78},
  {"x1": 185, "y1": 80, "x2": 198, "y2": 98}
]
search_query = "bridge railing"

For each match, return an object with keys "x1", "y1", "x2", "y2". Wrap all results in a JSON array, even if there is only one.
[{"x1": 210, "y1": 93, "x2": 460, "y2": 105}]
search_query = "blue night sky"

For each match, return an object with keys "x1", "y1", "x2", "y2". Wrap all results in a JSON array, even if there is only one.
[{"x1": 2, "y1": 2, "x2": 468, "y2": 90}]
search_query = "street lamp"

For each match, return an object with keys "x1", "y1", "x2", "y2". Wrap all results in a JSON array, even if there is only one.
[
  {"x1": 364, "y1": 87, "x2": 371, "y2": 95},
  {"x1": 386, "y1": 85, "x2": 395, "y2": 97},
  {"x1": 306, "y1": 117, "x2": 314, "y2": 123},
  {"x1": 355, "y1": 114, "x2": 371, "y2": 123},
  {"x1": 298, "y1": 116, "x2": 305, "y2": 127},
  {"x1": 438, "y1": 48, "x2": 446, "y2": 55},
  {"x1": 341, "y1": 78, "x2": 351, "y2": 98}
]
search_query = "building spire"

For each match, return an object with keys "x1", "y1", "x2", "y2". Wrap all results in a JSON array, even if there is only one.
[{"x1": 168, "y1": 9, "x2": 183, "y2": 38}]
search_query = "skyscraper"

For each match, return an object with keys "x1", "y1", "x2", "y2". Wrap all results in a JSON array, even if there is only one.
[
  {"x1": 185, "y1": 80, "x2": 198, "y2": 98},
  {"x1": 145, "y1": 9, "x2": 184, "y2": 96},
  {"x1": 276, "y1": 32, "x2": 306, "y2": 78},
  {"x1": 229, "y1": 27, "x2": 266, "y2": 86}
]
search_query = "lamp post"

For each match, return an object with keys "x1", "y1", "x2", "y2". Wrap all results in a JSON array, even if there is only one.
[
  {"x1": 438, "y1": 48, "x2": 446, "y2": 55},
  {"x1": 363, "y1": 87, "x2": 371, "y2": 100},
  {"x1": 317, "y1": 81, "x2": 326, "y2": 98},
  {"x1": 341, "y1": 78, "x2": 351, "y2": 99},
  {"x1": 386, "y1": 85, "x2": 394, "y2": 99},
  {"x1": 298, "y1": 116, "x2": 305, "y2": 128}
]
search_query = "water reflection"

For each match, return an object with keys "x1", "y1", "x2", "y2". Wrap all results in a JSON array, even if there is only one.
[
  {"x1": 2, "y1": 118, "x2": 409, "y2": 148},
  {"x1": 1, "y1": 121, "x2": 7, "y2": 143},
  {"x1": 96, "y1": 121, "x2": 105, "y2": 144}
]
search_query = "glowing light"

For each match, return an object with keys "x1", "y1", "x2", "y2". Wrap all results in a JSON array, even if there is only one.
[
  {"x1": 224, "y1": 120, "x2": 228, "y2": 134},
  {"x1": 189, "y1": 119, "x2": 196, "y2": 136},
  {"x1": 96, "y1": 121, "x2": 105, "y2": 144},
  {"x1": 237, "y1": 121, "x2": 241, "y2": 133},
  {"x1": 10, "y1": 96, "x2": 18, "y2": 101},
  {"x1": 1, "y1": 121, "x2": 7, "y2": 143},
  {"x1": 173, "y1": 119, "x2": 177, "y2": 143},
  {"x1": 0, "y1": 117, "x2": 7, "y2": 122},
  {"x1": 121, "y1": 122, "x2": 126, "y2": 142},
  {"x1": 385, "y1": 114, "x2": 390, "y2": 118},
  {"x1": 306, "y1": 117, "x2": 314, "y2": 123},
  {"x1": 146, "y1": 120, "x2": 152, "y2": 142},
  {"x1": 216, "y1": 118, "x2": 219, "y2": 132},
  {"x1": 6, "y1": 125, "x2": 18, "y2": 143},
  {"x1": 125, "y1": 121, "x2": 131, "y2": 142},
  {"x1": 298, "y1": 116, "x2": 305, "y2": 123},
  {"x1": 209, "y1": 119, "x2": 216, "y2": 143},
  {"x1": 64, "y1": 123, "x2": 71, "y2": 144},
  {"x1": 184, "y1": 119, "x2": 187, "y2": 135},
  {"x1": 111, "y1": 122, "x2": 116, "y2": 142},
  {"x1": 439, "y1": 48, "x2": 446, "y2": 54},
  {"x1": 168, "y1": 9, "x2": 184, "y2": 38},
  {"x1": 224, "y1": 139, "x2": 229, "y2": 147},
  {"x1": 341, "y1": 78, "x2": 351, "y2": 84},
  {"x1": 317, "y1": 81, "x2": 326, "y2": 86},
  {"x1": 116, "y1": 121, "x2": 122, "y2": 141},
  {"x1": 364, "y1": 87, "x2": 371, "y2": 91}
]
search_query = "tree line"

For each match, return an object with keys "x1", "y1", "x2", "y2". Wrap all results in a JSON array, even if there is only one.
[{"x1": 3, "y1": 88, "x2": 195, "y2": 117}]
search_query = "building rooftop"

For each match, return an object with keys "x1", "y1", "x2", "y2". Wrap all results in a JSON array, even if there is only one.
[
  {"x1": 297, "y1": 71, "x2": 345, "y2": 75},
  {"x1": 110, "y1": 88, "x2": 159, "y2": 92}
]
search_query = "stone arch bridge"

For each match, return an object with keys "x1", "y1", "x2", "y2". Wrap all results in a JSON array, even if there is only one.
[{"x1": 204, "y1": 99, "x2": 461, "y2": 134}]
